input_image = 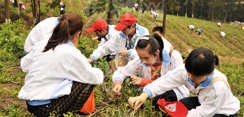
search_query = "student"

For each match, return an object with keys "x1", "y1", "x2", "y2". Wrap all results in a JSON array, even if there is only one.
[
  {"x1": 152, "y1": 26, "x2": 173, "y2": 49},
  {"x1": 88, "y1": 13, "x2": 149, "y2": 64},
  {"x1": 150, "y1": 11, "x2": 159, "y2": 21},
  {"x1": 128, "y1": 47, "x2": 240, "y2": 117},
  {"x1": 87, "y1": 19, "x2": 120, "y2": 62},
  {"x1": 24, "y1": 17, "x2": 60, "y2": 54},
  {"x1": 188, "y1": 25, "x2": 194, "y2": 31},
  {"x1": 219, "y1": 31, "x2": 226, "y2": 37},
  {"x1": 134, "y1": 2, "x2": 138, "y2": 11},
  {"x1": 217, "y1": 22, "x2": 222, "y2": 27},
  {"x1": 113, "y1": 35, "x2": 189, "y2": 103},
  {"x1": 196, "y1": 29, "x2": 203, "y2": 37},
  {"x1": 18, "y1": 13, "x2": 104, "y2": 117},
  {"x1": 242, "y1": 27, "x2": 244, "y2": 31},
  {"x1": 60, "y1": 3, "x2": 65, "y2": 14}
]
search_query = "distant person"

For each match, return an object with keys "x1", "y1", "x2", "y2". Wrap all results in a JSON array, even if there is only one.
[
  {"x1": 11, "y1": 0, "x2": 15, "y2": 8},
  {"x1": 219, "y1": 32, "x2": 225, "y2": 37},
  {"x1": 152, "y1": 26, "x2": 173, "y2": 49},
  {"x1": 242, "y1": 27, "x2": 244, "y2": 31},
  {"x1": 128, "y1": 47, "x2": 240, "y2": 117},
  {"x1": 60, "y1": 2, "x2": 65, "y2": 14},
  {"x1": 188, "y1": 25, "x2": 194, "y2": 31},
  {"x1": 217, "y1": 22, "x2": 222, "y2": 27},
  {"x1": 21, "y1": 4, "x2": 26, "y2": 10},
  {"x1": 18, "y1": 13, "x2": 104, "y2": 117},
  {"x1": 131, "y1": 7, "x2": 135, "y2": 14},
  {"x1": 196, "y1": 29, "x2": 203, "y2": 37},
  {"x1": 19, "y1": 0, "x2": 22, "y2": 10},
  {"x1": 87, "y1": 19, "x2": 120, "y2": 62},
  {"x1": 134, "y1": 2, "x2": 138, "y2": 11},
  {"x1": 88, "y1": 13, "x2": 149, "y2": 64},
  {"x1": 150, "y1": 11, "x2": 159, "y2": 21}
]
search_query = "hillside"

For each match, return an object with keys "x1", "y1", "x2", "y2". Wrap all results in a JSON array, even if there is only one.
[{"x1": 0, "y1": 0, "x2": 244, "y2": 116}]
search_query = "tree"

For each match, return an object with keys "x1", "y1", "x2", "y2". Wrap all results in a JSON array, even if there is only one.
[
  {"x1": 162, "y1": 0, "x2": 167, "y2": 35},
  {"x1": 31, "y1": 0, "x2": 37, "y2": 25},
  {"x1": 184, "y1": 0, "x2": 188, "y2": 17},
  {"x1": 191, "y1": 0, "x2": 198, "y2": 18},
  {"x1": 14, "y1": 0, "x2": 20, "y2": 15},
  {"x1": 5, "y1": 0, "x2": 10, "y2": 23}
]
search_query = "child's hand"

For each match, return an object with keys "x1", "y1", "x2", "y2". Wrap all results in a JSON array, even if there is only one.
[
  {"x1": 88, "y1": 58, "x2": 94, "y2": 64},
  {"x1": 117, "y1": 50, "x2": 129, "y2": 56},
  {"x1": 130, "y1": 76, "x2": 141, "y2": 85},
  {"x1": 92, "y1": 37, "x2": 98, "y2": 40},
  {"x1": 113, "y1": 84, "x2": 122, "y2": 96},
  {"x1": 128, "y1": 93, "x2": 149, "y2": 111}
]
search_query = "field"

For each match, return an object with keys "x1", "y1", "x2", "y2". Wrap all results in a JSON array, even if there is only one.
[{"x1": 0, "y1": 0, "x2": 244, "y2": 116}]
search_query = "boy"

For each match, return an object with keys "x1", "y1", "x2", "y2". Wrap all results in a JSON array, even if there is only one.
[{"x1": 152, "y1": 26, "x2": 173, "y2": 49}]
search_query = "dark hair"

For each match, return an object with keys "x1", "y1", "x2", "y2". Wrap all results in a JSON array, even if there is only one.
[
  {"x1": 185, "y1": 47, "x2": 219, "y2": 77},
  {"x1": 152, "y1": 33, "x2": 164, "y2": 60},
  {"x1": 136, "y1": 35, "x2": 164, "y2": 60},
  {"x1": 152, "y1": 26, "x2": 163, "y2": 34},
  {"x1": 43, "y1": 13, "x2": 83, "y2": 52},
  {"x1": 127, "y1": 24, "x2": 136, "y2": 29}
]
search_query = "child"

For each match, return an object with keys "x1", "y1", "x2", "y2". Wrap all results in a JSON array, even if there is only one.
[
  {"x1": 219, "y1": 31, "x2": 226, "y2": 37},
  {"x1": 88, "y1": 13, "x2": 149, "y2": 64},
  {"x1": 87, "y1": 19, "x2": 120, "y2": 62},
  {"x1": 18, "y1": 13, "x2": 104, "y2": 116},
  {"x1": 196, "y1": 29, "x2": 203, "y2": 37},
  {"x1": 113, "y1": 34, "x2": 189, "y2": 103},
  {"x1": 152, "y1": 26, "x2": 173, "y2": 49},
  {"x1": 217, "y1": 22, "x2": 222, "y2": 27},
  {"x1": 188, "y1": 25, "x2": 194, "y2": 31},
  {"x1": 150, "y1": 11, "x2": 159, "y2": 21},
  {"x1": 128, "y1": 47, "x2": 240, "y2": 117}
]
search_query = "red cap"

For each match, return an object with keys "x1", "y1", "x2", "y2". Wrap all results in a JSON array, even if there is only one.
[
  {"x1": 219, "y1": 32, "x2": 221, "y2": 34},
  {"x1": 158, "y1": 98, "x2": 188, "y2": 117},
  {"x1": 87, "y1": 19, "x2": 108, "y2": 32},
  {"x1": 114, "y1": 14, "x2": 137, "y2": 31}
]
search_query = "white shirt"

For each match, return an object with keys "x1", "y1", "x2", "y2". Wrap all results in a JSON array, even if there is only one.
[
  {"x1": 19, "y1": 39, "x2": 104, "y2": 101},
  {"x1": 189, "y1": 25, "x2": 194, "y2": 29},
  {"x1": 150, "y1": 11, "x2": 159, "y2": 17},
  {"x1": 220, "y1": 32, "x2": 225, "y2": 37},
  {"x1": 24, "y1": 17, "x2": 59, "y2": 54},
  {"x1": 90, "y1": 24, "x2": 149, "y2": 61},
  {"x1": 144, "y1": 65, "x2": 240, "y2": 116},
  {"x1": 217, "y1": 22, "x2": 221, "y2": 27},
  {"x1": 113, "y1": 48, "x2": 189, "y2": 100},
  {"x1": 162, "y1": 36, "x2": 173, "y2": 49}
]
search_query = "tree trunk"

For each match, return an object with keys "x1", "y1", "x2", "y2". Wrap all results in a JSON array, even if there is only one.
[
  {"x1": 32, "y1": 0, "x2": 37, "y2": 25},
  {"x1": 224, "y1": 10, "x2": 228, "y2": 23},
  {"x1": 208, "y1": 7, "x2": 211, "y2": 18},
  {"x1": 192, "y1": 4, "x2": 194, "y2": 18},
  {"x1": 219, "y1": 10, "x2": 220, "y2": 21},
  {"x1": 211, "y1": 9, "x2": 214, "y2": 20},
  {"x1": 201, "y1": 5, "x2": 202, "y2": 19},
  {"x1": 14, "y1": 0, "x2": 20, "y2": 15},
  {"x1": 107, "y1": 12, "x2": 112, "y2": 25},
  {"x1": 185, "y1": 4, "x2": 187, "y2": 17},
  {"x1": 172, "y1": 9, "x2": 174, "y2": 15},
  {"x1": 162, "y1": 0, "x2": 167, "y2": 35},
  {"x1": 229, "y1": 12, "x2": 231, "y2": 22},
  {"x1": 5, "y1": 0, "x2": 10, "y2": 23}
]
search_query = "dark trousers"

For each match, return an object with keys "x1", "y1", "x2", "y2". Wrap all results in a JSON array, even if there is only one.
[
  {"x1": 153, "y1": 90, "x2": 178, "y2": 111},
  {"x1": 180, "y1": 97, "x2": 237, "y2": 117},
  {"x1": 27, "y1": 82, "x2": 94, "y2": 117}
]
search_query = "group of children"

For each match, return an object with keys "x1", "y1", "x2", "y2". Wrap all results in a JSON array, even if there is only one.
[
  {"x1": 19, "y1": 12, "x2": 240, "y2": 117},
  {"x1": 188, "y1": 22, "x2": 226, "y2": 38}
]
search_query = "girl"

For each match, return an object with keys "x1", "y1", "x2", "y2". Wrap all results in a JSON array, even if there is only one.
[
  {"x1": 112, "y1": 34, "x2": 189, "y2": 103},
  {"x1": 18, "y1": 13, "x2": 104, "y2": 116},
  {"x1": 128, "y1": 47, "x2": 240, "y2": 117}
]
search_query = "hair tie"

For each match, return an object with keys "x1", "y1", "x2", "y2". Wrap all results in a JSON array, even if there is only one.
[{"x1": 140, "y1": 37, "x2": 149, "y2": 40}]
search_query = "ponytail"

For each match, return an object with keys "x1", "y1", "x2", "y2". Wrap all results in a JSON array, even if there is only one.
[
  {"x1": 152, "y1": 33, "x2": 164, "y2": 60},
  {"x1": 43, "y1": 13, "x2": 83, "y2": 52}
]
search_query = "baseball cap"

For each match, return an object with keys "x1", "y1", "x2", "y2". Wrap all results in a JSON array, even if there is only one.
[
  {"x1": 87, "y1": 19, "x2": 108, "y2": 32},
  {"x1": 114, "y1": 14, "x2": 137, "y2": 31},
  {"x1": 158, "y1": 98, "x2": 188, "y2": 117}
]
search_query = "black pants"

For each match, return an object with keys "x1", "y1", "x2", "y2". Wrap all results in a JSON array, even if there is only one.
[
  {"x1": 180, "y1": 97, "x2": 237, "y2": 117},
  {"x1": 153, "y1": 90, "x2": 178, "y2": 111},
  {"x1": 27, "y1": 82, "x2": 94, "y2": 117}
]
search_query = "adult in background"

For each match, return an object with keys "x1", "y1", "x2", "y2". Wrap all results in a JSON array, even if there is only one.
[
  {"x1": 219, "y1": 32, "x2": 226, "y2": 37},
  {"x1": 18, "y1": 13, "x2": 104, "y2": 117},
  {"x1": 196, "y1": 29, "x2": 203, "y2": 37},
  {"x1": 217, "y1": 22, "x2": 222, "y2": 27},
  {"x1": 188, "y1": 25, "x2": 194, "y2": 31}
]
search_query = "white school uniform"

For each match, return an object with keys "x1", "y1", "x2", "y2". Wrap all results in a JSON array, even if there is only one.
[
  {"x1": 19, "y1": 39, "x2": 104, "y2": 101},
  {"x1": 143, "y1": 65, "x2": 240, "y2": 116},
  {"x1": 162, "y1": 36, "x2": 173, "y2": 49},
  {"x1": 188, "y1": 25, "x2": 194, "y2": 29},
  {"x1": 24, "y1": 17, "x2": 59, "y2": 54},
  {"x1": 220, "y1": 32, "x2": 225, "y2": 37},
  {"x1": 113, "y1": 48, "x2": 189, "y2": 100},
  {"x1": 89, "y1": 24, "x2": 149, "y2": 61}
]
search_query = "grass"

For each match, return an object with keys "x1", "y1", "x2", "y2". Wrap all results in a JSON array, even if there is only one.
[{"x1": 0, "y1": 3, "x2": 243, "y2": 117}]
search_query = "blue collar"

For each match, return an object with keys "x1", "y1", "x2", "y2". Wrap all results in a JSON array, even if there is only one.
[
  {"x1": 55, "y1": 17, "x2": 60, "y2": 26},
  {"x1": 108, "y1": 25, "x2": 112, "y2": 33},
  {"x1": 162, "y1": 49, "x2": 171, "y2": 66},
  {"x1": 187, "y1": 73, "x2": 213, "y2": 88},
  {"x1": 66, "y1": 40, "x2": 75, "y2": 48},
  {"x1": 140, "y1": 61, "x2": 148, "y2": 68}
]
